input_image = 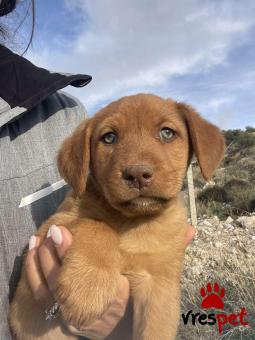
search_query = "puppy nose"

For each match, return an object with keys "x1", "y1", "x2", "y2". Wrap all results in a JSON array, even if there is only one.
[{"x1": 123, "y1": 165, "x2": 153, "y2": 189}]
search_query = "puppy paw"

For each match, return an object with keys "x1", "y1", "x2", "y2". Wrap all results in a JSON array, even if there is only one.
[{"x1": 55, "y1": 266, "x2": 120, "y2": 329}]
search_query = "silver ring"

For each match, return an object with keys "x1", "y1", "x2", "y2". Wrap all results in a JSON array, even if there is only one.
[{"x1": 45, "y1": 302, "x2": 60, "y2": 321}]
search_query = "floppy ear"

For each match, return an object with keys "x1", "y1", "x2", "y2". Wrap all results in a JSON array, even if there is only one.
[
  {"x1": 177, "y1": 103, "x2": 225, "y2": 181},
  {"x1": 57, "y1": 119, "x2": 92, "y2": 197}
]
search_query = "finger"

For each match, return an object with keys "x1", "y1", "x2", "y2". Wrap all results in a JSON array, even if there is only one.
[
  {"x1": 108, "y1": 275, "x2": 130, "y2": 316},
  {"x1": 70, "y1": 275, "x2": 130, "y2": 339},
  {"x1": 25, "y1": 236, "x2": 52, "y2": 306},
  {"x1": 98, "y1": 275, "x2": 129, "y2": 321},
  {"x1": 38, "y1": 237, "x2": 61, "y2": 293},
  {"x1": 48, "y1": 225, "x2": 72, "y2": 260},
  {"x1": 185, "y1": 224, "x2": 196, "y2": 247},
  {"x1": 38, "y1": 225, "x2": 72, "y2": 293},
  {"x1": 66, "y1": 324, "x2": 105, "y2": 340},
  {"x1": 94, "y1": 275, "x2": 129, "y2": 323}
]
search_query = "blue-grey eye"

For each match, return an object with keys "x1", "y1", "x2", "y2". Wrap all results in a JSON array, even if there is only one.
[
  {"x1": 101, "y1": 132, "x2": 118, "y2": 144},
  {"x1": 160, "y1": 127, "x2": 175, "y2": 141}
]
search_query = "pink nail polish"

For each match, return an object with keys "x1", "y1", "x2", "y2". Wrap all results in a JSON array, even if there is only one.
[
  {"x1": 50, "y1": 225, "x2": 62, "y2": 245},
  {"x1": 46, "y1": 228, "x2": 51, "y2": 238},
  {"x1": 29, "y1": 235, "x2": 36, "y2": 250}
]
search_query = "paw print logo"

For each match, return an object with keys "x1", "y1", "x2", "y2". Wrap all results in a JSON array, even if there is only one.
[{"x1": 200, "y1": 282, "x2": 225, "y2": 309}]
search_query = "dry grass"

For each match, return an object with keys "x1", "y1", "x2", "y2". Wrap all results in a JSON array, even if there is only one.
[{"x1": 177, "y1": 219, "x2": 255, "y2": 339}]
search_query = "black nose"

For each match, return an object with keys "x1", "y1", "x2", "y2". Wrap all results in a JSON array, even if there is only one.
[{"x1": 122, "y1": 165, "x2": 153, "y2": 189}]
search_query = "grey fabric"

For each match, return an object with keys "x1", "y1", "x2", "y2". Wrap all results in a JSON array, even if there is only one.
[
  {"x1": 0, "y1": 97, "x2": 26, "y2": 133},
  {"x1": 0, "y1": 91, "x2": 87, "y2": 339}
]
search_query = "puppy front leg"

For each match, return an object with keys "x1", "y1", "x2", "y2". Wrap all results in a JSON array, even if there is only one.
[
  {"x1": 55, "y1": 219, "x2": 122, "y2": 330},
  {"x1": 130, "y1": 272, "x2": 181, "y2": 340}
]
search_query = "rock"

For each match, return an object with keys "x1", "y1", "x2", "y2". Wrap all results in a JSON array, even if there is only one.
[
  {"x1": 192, "y1": 268, "x2": 200, "y2": 276},
  {"x1": 236, "y1": 216, "x2": 255, "y2": 229},
  {"x1": 214, "y1": 242, "x2": 221, "y2": 248},
  {"x1": 202, "y1": 180, "x2": 215, "y2": 189},
  {"x1": 207, "y1": 216, "x2": 220, "y2": 226},
  {"x1": 203, "y1": 220, "x2": 212, "y2": 227},
  {"x1": 223, "y1": 223, "x2": 234, "y2": 229},
  {"x1": 225, "y1": 216, "x2": 234, "y2": 224}
]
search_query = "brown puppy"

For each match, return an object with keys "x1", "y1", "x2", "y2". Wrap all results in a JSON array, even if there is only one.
[{"x1": 9, "y1": 94, "x2": 225, "y2": 340}]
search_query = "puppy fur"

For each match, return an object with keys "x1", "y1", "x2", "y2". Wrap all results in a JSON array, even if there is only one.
[{"x1": 9, "y1": 94, "x2": 225, "y2": 340}]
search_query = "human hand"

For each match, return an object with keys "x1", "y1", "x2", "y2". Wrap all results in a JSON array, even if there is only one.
[{"x1": 185, "y1": 224, "x2": 196, "y2": 247}]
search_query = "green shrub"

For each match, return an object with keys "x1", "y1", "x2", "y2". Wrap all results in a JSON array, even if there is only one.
[
  {"x1": 223, "y1": 179, "x2": 249, "y2": 191},
  {"x1": 223, "y1": 179, "x2": 254, "y2": 214},
  {"x1": 223, "y1": 129, "x2": 255, "y2": 148},
  {"x1": 197, "y1": 200, "x2": 233, "y2": 219},
  {"x1": 245, "y1": 126, "x2": 255, "y2": 132},
  {"x1": 237, "y1": 134, "x2": 255, "y2": 148},
  {"x1": 198, "y1": 186, "x2": 229, "y2": 203},
  {"x1": 223, "y1": 129, "x2": 242, "y2": 145}
]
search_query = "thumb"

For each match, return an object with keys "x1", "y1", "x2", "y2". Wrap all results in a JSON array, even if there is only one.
[
  {"x1": 185, "y1": 224, "x2": 196, "y2": 247},
  {"x1": 48, "y1": 225, "x2": 72, "y2": 260}
]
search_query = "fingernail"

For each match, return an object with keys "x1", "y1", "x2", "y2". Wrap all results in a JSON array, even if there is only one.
[
  {"x1": 46, "y1": 228, "x2": 51, "y2": 238},
  {"x1": 50, "y1": 225, "x2": 62, "y2": 245},
  {"x1": 29, "y1": 235, "x2": 37, "y2": 250}
]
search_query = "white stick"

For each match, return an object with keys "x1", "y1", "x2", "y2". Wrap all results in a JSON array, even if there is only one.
[{"x1": 187, "y1": 163, "x2": 198, "y2": 226}]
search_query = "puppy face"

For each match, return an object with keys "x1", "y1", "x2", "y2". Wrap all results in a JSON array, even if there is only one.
[
  {"x1": 90, "y1": 95, "x2": 190, "y2": 216},
  {"x1": 58, "y1": 94, "x2": 225, "y2": 217}
]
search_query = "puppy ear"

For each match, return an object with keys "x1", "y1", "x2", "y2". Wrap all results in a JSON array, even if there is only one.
[
  {"x1": 177, "y1": 103, "x2": 225, "y2": 181},
  {"x1": 57, "y1": 119, "x2": 92, "y2": 197}
]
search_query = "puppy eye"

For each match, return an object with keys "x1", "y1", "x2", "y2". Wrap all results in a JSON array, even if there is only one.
[
  {"x1": 101, "y1": 132, "x2": 118, "y2": 144},
  {"x1": 160, "y1": 127, "x2": 175, "y2": 141}
]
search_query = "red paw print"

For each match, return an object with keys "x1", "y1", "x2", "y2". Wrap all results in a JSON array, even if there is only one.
[{"x1": 200, "y1": 282, "x2": 225, "y2": 309}]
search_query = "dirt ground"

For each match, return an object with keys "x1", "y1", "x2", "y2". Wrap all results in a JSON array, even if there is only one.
[{"x1": 177, "y1": 215, "x2": 255, "y2": 340}]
